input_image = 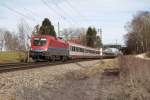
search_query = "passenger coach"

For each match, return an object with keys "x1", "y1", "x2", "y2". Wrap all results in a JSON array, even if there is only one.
[{"x1": 68, "y1": 42, "x2": 100, "y2": 59}]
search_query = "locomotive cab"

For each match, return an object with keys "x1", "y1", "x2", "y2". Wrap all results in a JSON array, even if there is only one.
[
  {"x1": 32, "y1": 37, "x2": 48, "y2": 50},
  {"x1": 30, "y1": 36, "x2": 49, "y2": 60}
]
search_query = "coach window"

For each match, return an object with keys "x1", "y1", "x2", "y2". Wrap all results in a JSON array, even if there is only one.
[
  {"x1": 74, "y1": 47, "x2": 76, "y2": 52},
  {"x1": 80, "y1": 48, "x2": 83, "y2": 52},
  {"x1": 85, "y1": 49, "x2": 87, "y2": 53},
  {"x1": 80, "y1": 48, "x2": 82, "y2": 52},
  {"x1": 76, "y1": 47, "x2": 78, "y2": 52},
  {"x1": 96, "y1": 51, "x2": 98, "y2": 54},
  {"x1": 87, "y1": 49, "x2": 89, "y2": 53},
  {"x1": 70, "y1": 46, "x2": 72, "y2": 51},
  {"x1": 77, "y1": 47, "x2": 79, "y2": 52},
  {"x1": 72, "y1": 46, "x2": 74, "y2": 51},
  {"x1": 73, "y1": 47, "x2": 75, "y2": 51},
  {"x1": 72, "y1": 47, "x2": 73, "y2": 51},
  {"x1": 74, "y1": 47, "x2": 77, "y2": 52},
  {"x1": 73, "y1": 46, "x2": 75, "y2": 51},
  {"x1": 78, "y1": 47, "x2": 80, "y2": 52},
  {"x1": 82, "y1": 48, "x2": 84, "y2": 52}
]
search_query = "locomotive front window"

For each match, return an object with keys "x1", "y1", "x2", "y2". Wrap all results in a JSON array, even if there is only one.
[{"x1": 33, "y1": 38, "x2": 47, "y2": 46}]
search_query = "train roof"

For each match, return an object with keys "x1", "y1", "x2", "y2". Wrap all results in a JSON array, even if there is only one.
[{"x1": 31, "y1": 35, "x2": 68, "y2": 44}]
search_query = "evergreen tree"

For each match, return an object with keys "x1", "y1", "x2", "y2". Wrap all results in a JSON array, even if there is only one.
[
  {"x1": 86, "y1": 27, "x2": 93, "y2": 47},
  {"x1": 39, "y1": 18, "x2": 56, "y2": 37},
  {"x1": 86, "y1": 27, "x2": 102, "y2": 48},
  {"x1": 92, "y1": 27, "x2": 97, "y2": 47},
  {"x1": 96, "y1": 36, "x2": 102, "y2": 48}
]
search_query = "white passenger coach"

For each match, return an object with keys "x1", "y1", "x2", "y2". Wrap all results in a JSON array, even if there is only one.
[{"x1": 68, "y1": 42, "x2": 101, "y2": 59}]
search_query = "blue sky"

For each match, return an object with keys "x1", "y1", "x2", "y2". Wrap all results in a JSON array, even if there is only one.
[{"x1": 0, "y1": 0, "x2": 150, "y2": 44}]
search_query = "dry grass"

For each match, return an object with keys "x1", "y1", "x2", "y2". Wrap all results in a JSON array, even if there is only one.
[
  {"x1": 118, "y1": 55, "x2": 150, "y2": 99},
  {"x1": 0, "y1": 51, "x2": 29, "y2": 63},
  {"x1": 0, "y1": 52, "x2": 20, "y2": 63},
  {"x1": 63, "y1": 56, "x2": 150, "y2": 100},
  {"x1": 86, "y1": 59, "x2": 118, "y2": 77},
  {"x1": 63, "y1": 59, "x2": 118, "y2": 80}
]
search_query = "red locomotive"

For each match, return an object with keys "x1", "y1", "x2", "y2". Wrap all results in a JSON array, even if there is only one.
[
  {"x1": 30, "y1": 35, "x2": 69, "y2": 61},
  {"x1": 30, "y1": 35, "x2": 101, "y2": 61}
]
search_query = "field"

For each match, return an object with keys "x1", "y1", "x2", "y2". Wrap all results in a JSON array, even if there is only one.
[{"x1": 0, "y1": 52, "x2": 26, "y2": 63}]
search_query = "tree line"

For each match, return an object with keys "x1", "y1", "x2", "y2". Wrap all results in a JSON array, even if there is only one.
[
  {"x1": 125, "y1": 11, "x2": 150, "y2": 54},
  {"x1": 0, "y1": 19, "x2": 30, "y2": 51},
  {"x1": 0, "y1": 18, "x2": 102, "y2": 51},
  {"x1": 86, "y1": 27, "x2": 102, "y2": 48},
  {"x1": 34, "y1": 18, "x2": 102, "y2": 48}
]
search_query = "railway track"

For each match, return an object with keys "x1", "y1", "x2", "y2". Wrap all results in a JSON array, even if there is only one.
[{"x1": 0, "y1": 58, "x2": 102, "y2": 73}]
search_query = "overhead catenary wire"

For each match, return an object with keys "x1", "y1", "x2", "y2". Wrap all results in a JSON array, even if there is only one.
[
  {"x1": 22, "y1": 7, "x2": 41, "y2": 24},
  {"x1": 41, "y1": 0, "x2": 73, "y2": 26},
  {"x1": 0, "y1": 3, "x2": 36, "y2": 22},
  {"x1": 23, "y1": 7, "x2": 39, "y2": 21},
  {"x1": 51, "y1": 0, "x2": 77, "y2": 26},
  {"x1": 65, "y1": 0, "x2": 88, "y2": 23},
  {"x1": 41, "y1": 0, "x2": 61, "y2": 18}
]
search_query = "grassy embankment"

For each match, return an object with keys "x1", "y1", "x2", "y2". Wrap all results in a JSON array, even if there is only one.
[
  {"x1": 61, "y1": 58, "x2": 119, "y2": 80},
  {"x1": 63, "y1": 56, "x2": 150, "y2": 99}
]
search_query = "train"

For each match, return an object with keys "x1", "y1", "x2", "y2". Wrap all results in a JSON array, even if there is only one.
[{"x1": 29, "y1": 35, "x2": 102, "y2": 61}]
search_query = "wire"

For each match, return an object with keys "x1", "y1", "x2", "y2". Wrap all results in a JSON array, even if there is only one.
[
  {"x1": 65, "y1": 0, "x2": 88, "y2": 22},
  {"x1": 0, "y1": 3, "x2": 36, "y2": 22},
  {"x1": 41, "y1": 0, "x2": 73, "y2": 25},
  {"x1": 51, "y1": 0, "x2": 76, "y2": 26},
  {"x1": 23, "y1": 7, "x2": 39, "y2": 18}
]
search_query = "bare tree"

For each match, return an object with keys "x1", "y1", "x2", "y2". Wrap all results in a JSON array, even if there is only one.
[
  {"x1": 61, "y1": 27, "x2": 87, "y2": 45},
  {"x1": 18, "y1": 19, "x2": 31, "y2": 51},
  {"x1": 125, "y1": 11, "x2": 150, "y2": 54},
  {"x1": 17, "y1": 19, "x2": 32, "y2": 62},
  {"x1": 32, "y1": 24, "x2": 40, "y2": 36},
  {"x1": 3, "y1": 30, "x2": 20, "y2": 51},
  {"x1": 0, "y1": 28, "x2": 5, "y2": 51}
]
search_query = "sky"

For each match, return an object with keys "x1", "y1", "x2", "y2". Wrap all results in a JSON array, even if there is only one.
[{"x1": 0, "y1": 0, "x2": 150, "y2": 45}]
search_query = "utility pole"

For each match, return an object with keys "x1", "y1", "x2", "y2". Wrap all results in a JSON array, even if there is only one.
[
  {"x1": 100, "y1": 28, "x2": 102, "y2": 44},
  {"x1": 116, "y1": 39, "x2": 118, "y2": 49},
  {"x1": 58, "y1": 22, "x2": 60, "y2": 37},
  {"x1": 0, "y1": 40, "x2": 3, "y2": 52},
  {"x1": 98, "y1": 28, "x2": 103, "y2": 57}
]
